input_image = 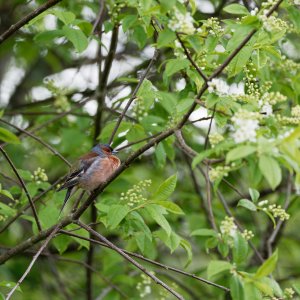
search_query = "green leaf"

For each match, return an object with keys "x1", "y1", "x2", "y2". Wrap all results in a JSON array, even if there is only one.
[
  {"x1": 107, "y1": 205, "x2": 130, "y2": 229},
  {"x1": 255, "y1": 249, "x2": 278, "y2": 279},
  {"x1": 244, "y1": 282, "x2": 262, "y2": 300},
  {"x1": 192, "y1": 149, "x2": 214, "y2": 168},
  {"x1": 164, "y1": 58, "x2": 190, "y2": 77},
  {"x1": 157, "y1": 29, "x2": 176, "y2": 48},
  {"x1": 230, "y1": 275, "x2": 244, "y2": 300},
  {"x1": 155, "y1": 142, "x2": 166, "y2": 168},
  {"x1": 0, "y1": 281, "x2": 22, "y2": 292},
  {"x1": 34, "y1": 30, "x2": 63, "y2": 44},
  {"x1": 62, "y1": 25, "x2": 88, "y2": 53},
  {"x1": 152, "y1": 200, "x2": 184, "y2": 215},
  {"x1": 132, "y1": 25, "x2": 147, "y2": 49},
  {"x1": 67, "y1": 225, "x2": 90, "y2": 250},
  {"x1": 223, "y1": 4, "x2": 250, "y2": 15},
  {"x1": 237, "y1": 199, "x2": 257, "y2": 211},
  {"x1": 207, "y1": 260, "x2": 232, "y2": 280},
  {"x1": 259, "y1": 155, "x2": 282, "y2": 190},
  {"x1": 233, "y1": 232, "x2": 248, "y2": 265},
  {"x1": 122, "y1": 15, "x2": 137, "y2": 32},
  {"x1": 155, "y1": 230, "x2": 180, "y2": 253},
  {"x1": 249, "y1": 188, "x2": 260, "y2": 202},
  {"x1": 0, "y1": 127, "x2": 20, "y2": 144},
  {"x1": 0, "y1": 203, "x2": 16, "y2": 217},
  {"x1": 160, "y1": 0, "x2": 177, "y2": 12},
  {"x1": 226, "y1": 145, "x2": 256, "y2": 162},
  {"x1": 53, "y1": 235, "x2": 71, "y2": 255},
  {"x1": 0, "y1": 189, "x2": 14, "y2": 200},
  {"x1": 180, "y1": 238, "x2": 193, "y2": 267},
  {"x1": 228, "y1": 45, "x2": 253, "y2": 76},
  {"x1": 152, "y1": 174, "x2": 177, "y2": 201},
  {"x1": 52, "y1": 10, "x2": 75, "y2": 25},
  {"x1": 145, "y1": 204, "x2": 172, "y2": 236},
  {"x1": 191, "y1": 228, "x2": 218, "y2": 237}
]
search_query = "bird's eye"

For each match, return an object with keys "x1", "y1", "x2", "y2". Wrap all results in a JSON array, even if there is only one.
[{"x1": 102, "y1": 146, "x2": 111, "y2": 154}]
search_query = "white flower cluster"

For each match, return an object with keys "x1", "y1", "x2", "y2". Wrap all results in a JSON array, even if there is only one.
[
  {"x1": 258, "y1": 200, "x2": 290, "y2": 221},
  {"x1": 120, "y1": 179, "x2": 151, "y2": 207},
  {"x1": 168, "y1": 9, "x2": 195, "y2": 35},
  {"x1": 294, "y1": 0, "x2": 300, "y2": 5},
  {"x1": 137, "y1": 273, "x2": 152, "y2": 298},
  {"x1": 220, "y1": 216, "x2": 237, "y2": 237},
  {"x1": 232, "y1": 110, "x2": 261, "y2": 144},
  {"x1": 208, "y1": 78, "x2": 245, "y2": 96},
  {"x1": 31, "y1": 167, "x2": 48, "y2": 183},
  {"x1": 259, "y1": 15, "x2": 288, "y2": 33},
  {"x1": 283, "y1": 287, "x2": 295, "y2": 299}
]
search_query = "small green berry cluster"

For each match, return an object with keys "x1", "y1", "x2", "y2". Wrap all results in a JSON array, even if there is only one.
[
  {"x1": 241, "y1": 229, "x2": 254, "y2": 240},
  {"x1": 31, "y1": 167, "x2": 48, "y2": 184},
  {"x1": 209, "y1": 132, "x2": 224, "y2": 148},
  {"x1": 220, "y1": 216, "x2": 237, "y2": 237},
  {"x1": 120, "y1": 179, "x2": 151, "y2": 207},
  {"x1": 201, "y1": 17, "x2": 224, "y2": 37},
  {"x1": 258, "y1": 200, "x2": 290, "y2": 221},
  {"x1": 132, "y1": 98, "x2": 148, "y2": 122}
]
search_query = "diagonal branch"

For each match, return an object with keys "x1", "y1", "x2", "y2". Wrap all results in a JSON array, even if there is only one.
[
  {"x1": 0, "y1": 0, "x2": 62, "y2": 45},
  {"x1": 0, "y1": 146, "x2": 42, "y2": 232},
  {"x1": 5, "y1": 225, "x2": 60, "y2": 300},
  {"x1": 0, "y1": 118, "x2": 71, "y2": 167},
  {"x1": 76, "y1": 220, "x2": 185, "y2": 300}
]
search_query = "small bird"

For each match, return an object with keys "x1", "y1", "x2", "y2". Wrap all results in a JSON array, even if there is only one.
[{"x1": 57, "y1": 143, "x2": 120, "y2": 214}]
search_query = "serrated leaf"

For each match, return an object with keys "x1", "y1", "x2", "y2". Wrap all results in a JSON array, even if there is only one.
[
  {"x1": 145, "y1": 204, "x2": 171, "y2": 236},
  {"x1": 164, "y1": 58, "x2": 190, "y2": 77},
  {"x1": 237, "y1": 199, "x2": 257, "y2": 211},
  {"x1": 233, "y1": 232, "x2": 248, "y2": 265},
  {"x1": 0, "y1": 127, "x2": 20, "y2": 144},
  {"x1": 157, "y1": 28, "x2": 176, "y2": 48},
  {"x1": 228, "y1": 45, "x2": 253, "y2": 76},
  {"x1": 226, "y1": 145, "x2": 256, "y2": 163},
  {"x1": 223, "y1": 4, "x2": 250, "y2": 15},
  {"x1": 255, "y1": 249, "x2": 278, "y2": 279},
  {"x1": 207, "y1": 260, "x2": 232, "y2": 280},
  {"x1": 62, "y1": 25, "x2": 88, "y2": 53},
  {"x1": 107, "y1": 205, "x2": 130, "y2": 229},
  {"x1": 259, "y1": 155, "x2": 282, "y2": 190},
  {"x1": 122, "y1": 15, "x2": 137, "y2": 32},
  {"x1": 191, "y1": 228, "x2": 218, "y2": 237},
  {"x1": 152, "y1": 200, "x2": 184, "y2": 214},
  {"x1": 152, "y1": 174, "x2": 177, "y2": 201}
]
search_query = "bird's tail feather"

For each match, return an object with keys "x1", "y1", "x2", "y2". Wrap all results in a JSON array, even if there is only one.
[{"x1": 59, "y1": 187, "x2": 74, "y2": 217}]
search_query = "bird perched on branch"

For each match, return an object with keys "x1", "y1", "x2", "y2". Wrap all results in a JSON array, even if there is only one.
[{"x1": 57, "y1": 143, "x2": 120, "y2": 214}]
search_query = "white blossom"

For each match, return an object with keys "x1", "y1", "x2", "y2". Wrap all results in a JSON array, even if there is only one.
[
  {"x1": 207, "y1": 78, "x2": 229, "y2": 95},
  {"x1": 261, "y1": 103, "x2": 273, "y2": 116},
  {"x1": 168, "y1": 10, "x2": 195, "y2": 35}
]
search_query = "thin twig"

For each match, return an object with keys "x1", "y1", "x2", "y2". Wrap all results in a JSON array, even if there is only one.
[
  {"x1": 0, "y1": 146, "x2": 42, "y2": 232},
  {"x1": 108, "y1": 49, "x2": 159, "y2": 145},
  {"x1": 0, "y1": 118, "x2": 71, "y2": 167},
  {"x1": 0, "y1": 0, "x2": 62, "y2": 45},
  {"x1": 76, "y1": 220, "x2": 185, "y2": 300},
  {"x1": 59, "y1": 229, "x2": 229, "y2": 292},
  {"x1": 5, "y1": 226, "x2": 60, "y2": 300}
]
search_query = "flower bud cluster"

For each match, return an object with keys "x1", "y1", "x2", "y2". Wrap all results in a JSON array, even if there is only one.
[
  {"x1": 120, "y1": 179, "x2": 151, "y2": 207},
  {"x1": 201, "y1": 17, "x2": 224, "y2": 36},
  {"x1": 168, "y1": 9, "x2": 195, "y2": 35},
  {"x1": 209, "y1": 132, "x2": 224, "y2": 148},
  {"x1": 241, "y1": 229, "x2": 254, "y2": 240},
  {"x1": 31, "y1": 167, "x2": 48, "y2": 183},
  {"x1": 54, "y1": 95, "x2": 71, "y2": 112},
  {"x1": 132, "y1": 98, "x2": 148, "y2": 122},
  {"x1": 220, "y1": 216, "x2": 237, "y2": 237},
  {"x1": 137, "y1": 273, "x2": 153, "y2": 298},
  {"x1": 258, "y1": 91, "x2": 287, "y2": 117},
  {"x1": 209, "y1": 165, "x2": 230, "y2": 181},
  {"x1": 108, "y1": 1, "x2": 126, "y2": 22},
  {"x1": 269, "y1": 204, "x2": 290, "y2": 221},
  {"x1": 283, "y1": 287, "x2": 295, "y2": 299}
]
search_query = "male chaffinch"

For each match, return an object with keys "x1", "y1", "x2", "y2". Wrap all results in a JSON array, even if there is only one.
[{"x1": 58, "y1": 143, "x2": 120, "y2": 213}]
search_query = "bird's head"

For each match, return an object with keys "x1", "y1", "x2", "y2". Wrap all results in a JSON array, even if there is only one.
[{"x1": 91, "y1": 144, "x2": 118, "y2": 157}]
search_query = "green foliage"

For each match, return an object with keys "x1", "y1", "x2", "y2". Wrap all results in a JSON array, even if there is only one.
[{"x1": 0, "y1": 0, "x2": 299, "y2": 299}]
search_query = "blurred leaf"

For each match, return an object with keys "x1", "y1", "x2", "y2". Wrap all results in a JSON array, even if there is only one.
[
  {"x1": 230, "y1": 275, "x2": 244, "y2": 300},
  {"x1": 223, "y1": 4, "x2": 250, "y2": 15},
  {"x1": 157, "y1": 29, "x2": 176, "y2": 48},
  {"x1": 207, "y1": 260, "x2": 232, "y2": 280},
  {"x1": 164, "y1": 58, "x2": 190, "y2": 77},
  {"x1": 107, "y1": 205, "x2": 130, "y2": 229},
  {"x1": 226, "y1": 145, "x2": 256, "y2": 162},
  {"x1": 0, "y1": 127, "x2": 20, "y2": 144},
  {"x1": 62, "y1": 25, "x2": 88, "y2": 53},
  {"x1": 255, "y1": 249, "x2": 278, "y2": 279},
  {"x1": 233, "y1": 233, "x2": 248, "y2": 265},
  {"x1": 237, "y1": 199, "x2": 257, "y2": 211},
  {"x1": 259, "y1": 155, "x2": 282, "y2": 190},
  {"x1": 152, "y1": 200, "x2": 184, "y2": 215},
  {"x1": 191, "y1": 228, "x2": 218, "y2": 237},
  {"x1": 152, "y1": 174, "x2": 177, "y2": 201}
]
